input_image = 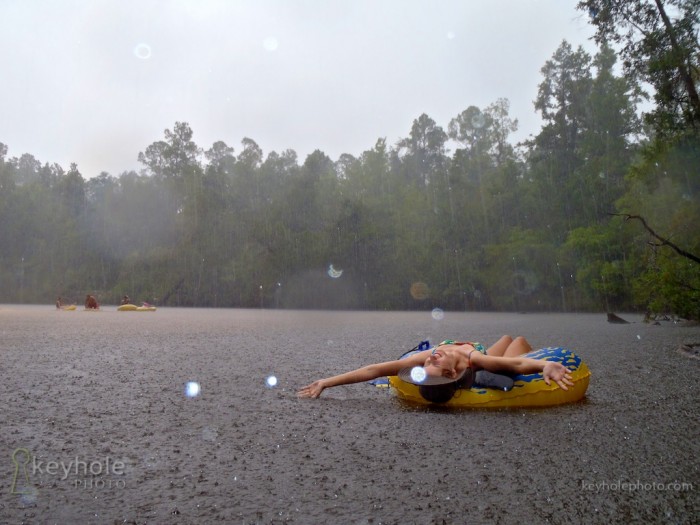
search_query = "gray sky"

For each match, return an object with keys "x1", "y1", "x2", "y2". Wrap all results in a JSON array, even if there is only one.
[{"x1": 0, "y1": 0, "x2": 596, "y2": 178}]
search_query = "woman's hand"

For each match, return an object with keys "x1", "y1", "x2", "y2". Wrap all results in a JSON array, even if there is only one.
[
  {"x1": 542, "y1": 362, "x2": 574, "y2": 390},
  {"x1": 297, "y1": 380, "x2": 326, "y2": 399}
]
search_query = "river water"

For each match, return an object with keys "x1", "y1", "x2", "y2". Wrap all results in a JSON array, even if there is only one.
[{"x1": 0, "y1": 305, "x2": 698, "y2": 524}]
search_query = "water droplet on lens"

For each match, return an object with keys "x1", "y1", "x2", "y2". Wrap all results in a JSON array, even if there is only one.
[
  {"x1": 19, "y1": 486, "x2": 39, "y2": 506},
  {"x1": 202, "y1": 427, "x2": 218, "y2": 442},
  {"x1": 263, "y1": 37, "x2": 279, "y2": 51},
  {"x1": 266, "y1": 375, "x2": 278, "y2": 388},
  {"x1": 327, "y1": 264, "x2": 343, "y2": 278},
  {"x1": 410, "y1": 282, "x2": 430, "y2": 300},
  {"x1": 133, "y1": 43, "x2": 152, "y2": 59},
  {"x1": 471, "y1": 113, "x2": 485, "y2": 129},
  {"x1": 184, "y1": 381, "x2": 201, "y2": 398},
  {"x1": 410, "y1": 367, "x2": 426, "y2": 383},
  {"x1": 431, "y1": 308, "x2": 444, "y2": 320}
]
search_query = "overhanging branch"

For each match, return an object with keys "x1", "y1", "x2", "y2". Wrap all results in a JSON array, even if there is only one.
[{"x1": 609, "y1": 212, "x2": 700, "y2": 264}]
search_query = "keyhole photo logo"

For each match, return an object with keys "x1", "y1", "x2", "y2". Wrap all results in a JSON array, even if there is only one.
[
  {"x1": 10, "y1": 448, "x2": 33, "y2": 494},
  {"x1": 9, "y1": 447, "x2": 127, "y2": 495}
]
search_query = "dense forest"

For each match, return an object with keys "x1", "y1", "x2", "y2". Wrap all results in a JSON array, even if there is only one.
[{"x1": 1, "y1": 0, "x2": 698, "y2": 317}]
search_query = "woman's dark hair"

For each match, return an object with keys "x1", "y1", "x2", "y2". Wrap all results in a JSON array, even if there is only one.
[
  {"x1": 419, "y1": 383, "x2": 458, "y2": 404},
  {"x1": 418, "y1": 368, "x2": 474, "y2": 404}
]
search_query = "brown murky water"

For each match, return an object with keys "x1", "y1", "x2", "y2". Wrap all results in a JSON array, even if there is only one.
[{"x1": 0, "y1": 305, "x2": 698, "y2": 524}]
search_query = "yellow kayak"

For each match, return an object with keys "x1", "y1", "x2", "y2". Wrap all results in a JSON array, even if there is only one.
[
  {"x1": 117, "y1": 304, "x2": 156, "y2": 312},
  {"x1": 117, "y1": 304, "x2": 138, "y2": 311}
]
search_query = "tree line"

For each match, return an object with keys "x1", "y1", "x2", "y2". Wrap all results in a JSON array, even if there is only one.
[{"x1": 0, "y1": 0, "x2": 697, "y2": 317}]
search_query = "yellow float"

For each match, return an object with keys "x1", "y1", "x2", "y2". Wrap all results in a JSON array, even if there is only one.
[
  {"x1": 388, "y1": 347, "x2": 590, "y2": 408},
  {"x1": 117, "y1": 304, "x2": 138, "y2": 311},
  {"x1": 117, "y1": 304, "x2": 157, "y2": 312}
]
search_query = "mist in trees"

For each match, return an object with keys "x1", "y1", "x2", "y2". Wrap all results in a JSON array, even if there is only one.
[{"x1": 1, "y1": 0, "x2": 697, "y2": 318}]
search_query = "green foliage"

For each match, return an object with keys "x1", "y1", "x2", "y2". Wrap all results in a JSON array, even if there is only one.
[
  {"x1": 563, "y1": 220, "x2": 640, "y2": 311},
  {"x1": 617, "y1": 136, "x2": 700, "y2": 317},
  {"x1": 579, "y1": 0, "x2": 700, "y2": 137}
]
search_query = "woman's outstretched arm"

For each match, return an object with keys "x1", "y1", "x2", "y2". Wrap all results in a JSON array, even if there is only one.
[
  {"x1": 471, "y1": 353, "x2": 574, "y2": 390},
  {"x1": 297, "y1": 353, "x2": 427, "y2": 398}
]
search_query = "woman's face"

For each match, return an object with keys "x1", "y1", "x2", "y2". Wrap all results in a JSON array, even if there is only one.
[{"x1": 423, "y1": 347, "x2": 457, "y2": 379}]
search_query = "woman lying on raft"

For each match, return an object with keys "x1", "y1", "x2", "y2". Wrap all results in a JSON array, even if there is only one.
[{"x1": 297, "y1": 336, "x2": 573, "y2": 401}]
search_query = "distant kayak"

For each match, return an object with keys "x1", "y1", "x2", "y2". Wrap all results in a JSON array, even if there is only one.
[
  {"x1": 117, "y1": 304, "x2": 138, "y2": 311},
  {"x1": 118, "y1": 304, "x2": 156, "y2": 312},
  {"x1": 59, "y1": 305, "x2": 77, "y2": 311}
]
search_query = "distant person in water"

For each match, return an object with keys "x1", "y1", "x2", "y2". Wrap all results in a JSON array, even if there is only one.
[
  {"x1": 56, "y1": 297, "x2": 63, "y2": 309},
  {"x1": 121, "y1": 295, "x2": 131, "y2": 305},
  {"x1": 85, "y1": 295, "x2": 99, "y2": 310},
  {"x1": 298, "y1": 336, "x2": 573, "y2": 403}
]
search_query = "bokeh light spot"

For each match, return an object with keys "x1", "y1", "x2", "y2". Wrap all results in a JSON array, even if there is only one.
[
  {"x1": 202, "y1": 427, "x2": 218, "y2": 442},
  {"x1": 18, "y1": 486, "x2": 39, "y2": 506},
  {"x1": 410, "y1": 281, "x2": 430, "y2": 300},
  {"x1": 327, "y1": 264, "x2": 343, "y2": 279},
  {"x1": 513, "y1": 270, "x2": 538, "y2": 295},
  {"x1": 410, "y1": 366, "x2": 427, "y2": 383},
  {"x1": 471, "y1": 113, "x2": 486, "y2": 129},
  {"x1": 263, "y1": 37, "x2": 279, "y2": 51},
  {"x1": 266, "y1": 375, "x2": 278, "y2": 388},
  {"x1": 185, "y1": 381, "x2": 201, "y2": 398},
  {"x1": 133, "y1": 43, "x2": 152, "y2": 60}
]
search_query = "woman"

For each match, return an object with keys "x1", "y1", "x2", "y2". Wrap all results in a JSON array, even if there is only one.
[{"x1": 297, "y1": 336, "x2": 573, "y2": 401}]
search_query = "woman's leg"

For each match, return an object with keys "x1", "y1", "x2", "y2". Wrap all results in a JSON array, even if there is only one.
[
  {"x1": 485, "y1": 336, "x2": 513, "y2": 356},
  {"x1": 502, "y1": 336, "x2": 532, "y2": 357}
]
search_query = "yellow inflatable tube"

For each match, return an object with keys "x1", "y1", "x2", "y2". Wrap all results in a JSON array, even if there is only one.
[
  {"x1": 117, "y1": 304, "x2": 138, "y2": 311},
  {"x1": 388, "y1": 347, "x2": 590, "y2": 408},
  {"x1": 117, "y1": 304, "x2": 157, "y2": 312}
]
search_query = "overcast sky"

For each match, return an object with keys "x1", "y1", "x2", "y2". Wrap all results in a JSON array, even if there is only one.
[{"x1": 0, "y1": 0, "x2": 596, "y2": 178}]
